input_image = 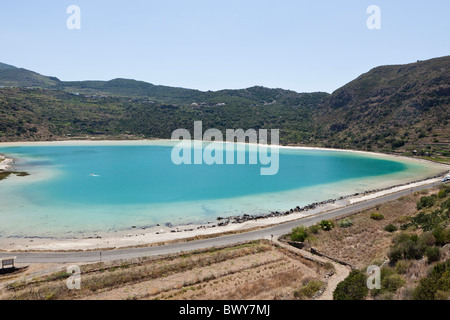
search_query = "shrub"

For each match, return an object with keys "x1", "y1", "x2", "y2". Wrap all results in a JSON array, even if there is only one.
[
  {"x1": 372, "y1": 267, "x2": 406, "y2": 298},
  {"x1": 388, "y1": 233, "x2": 426, "y2": 261},
  {"x1": 291, "y1": 226, "x2": 308, "y2": 242},
  {"x1": 338, "y1": 219, "x2": 353, "y2": 228},
  {"x1": 307, "y1": 224, "x2": 320, "y2": 234},
  {"x1": 411, "y1": 210, "x2": 447, "y2": 232},
  {"x1": 402, "y1": 240, "x2": 425, "y2": 260},
  {"x1": 441, "y1": 198, "x2": 450, "y2": 210},
  {"x1": 370, "y1": 213, "x2": 385, "y2": 221},
  {"x1": 416, "y1": 196, "x2": 435, "y2": 210},
  {"x1": 384, "y1": 224, "x2": 398, "y2": 233},
  {"x1": 319, "y1": 220, "x2": 334, "y2": 231},
  {"x1": 419, "y1": 231, "x2": 436, "y2": 247},
  {"x1": 437, "y1": 189, "x2": 448, "y2": 199},
  {"x1": 400, "y1": 223, "x2": 412, "y2": 230},
  {"x1": 395, "y1": 260, "x2": 409, "y2": 274},
  {"x1": 333, "y1": 270, "x2": 368, "y2": 300},
  {"x1": 388, "y1": 247, "x2": 403, "y2": 264},
  {"x1": 413, "y1": 259, "x2": 450, "y2": 300},
  {"x1": 435, "y1": 290, "x2": 450, "y2": 300},
  {"x1": 382, "y1": 274, "x2": 405, "y2": 293},
  {"x1": 425, "y1": 246, "x2": 441, "y2": 263},
  {"x1": 294, "y1": 280, "x2": 324, "y2": 299},
  {"x1": 432, "y1": 227, "x2": 450, "y2": 246}
]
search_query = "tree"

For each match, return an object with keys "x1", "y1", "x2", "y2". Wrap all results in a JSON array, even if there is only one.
[{"x1": 333, "y1": 270, "x2": 369, "y2": 300}]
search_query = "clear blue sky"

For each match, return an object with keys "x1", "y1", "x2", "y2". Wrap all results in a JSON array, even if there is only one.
[{"x1": 1, "y1": 0, "x2": 449, "y2": 93}]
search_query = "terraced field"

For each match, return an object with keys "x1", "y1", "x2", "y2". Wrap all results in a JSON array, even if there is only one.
[{"x1": 0, "y1": 240, "x2": 338, "y2": 300}]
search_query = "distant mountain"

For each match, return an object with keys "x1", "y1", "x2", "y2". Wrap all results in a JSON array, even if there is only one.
[{"x1": 0, "y1": 63, "x2": 320, "y2": 105}]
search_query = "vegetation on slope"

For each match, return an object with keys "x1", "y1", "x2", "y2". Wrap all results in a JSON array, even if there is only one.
[{"x1": 293, "y1": 184, "x2": 450, "y2": 300}]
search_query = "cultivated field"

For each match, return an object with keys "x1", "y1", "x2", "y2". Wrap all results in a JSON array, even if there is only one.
[{"x1": 0, "y1": 240, "x2": 338, "y2": 300}]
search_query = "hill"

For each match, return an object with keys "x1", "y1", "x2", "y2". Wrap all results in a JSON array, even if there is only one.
[
  {"x1": 0, "y1": 64, "x2": 315, "y2": 105},
  {"x1": 0, "y1": 62, "x2": 17, "y2": 70},
  {"x1": 0, "y1": 67, "x2": 60, "y2": 88},
  {"x1": 0, "y1": 56, "x2": 448, "y2": 162},
  {"x1": 312, "y1": 56, "x2": 450, "y2": 160}
]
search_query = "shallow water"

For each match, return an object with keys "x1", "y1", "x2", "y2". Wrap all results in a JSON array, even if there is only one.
[{"x1": 0, "y1": 141, "x2": 445, "y2": 238}]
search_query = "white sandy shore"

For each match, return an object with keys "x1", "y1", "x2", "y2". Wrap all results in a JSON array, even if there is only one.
[
  {"x1": 0, "y1": 139, "x2": 448, "y2": 252},
  {"x1": 0, "y1": 155, "x2": 14, "y2": 171},
  {"x1": 0, "y1": 176, "x2": 445, "y2": 252}
]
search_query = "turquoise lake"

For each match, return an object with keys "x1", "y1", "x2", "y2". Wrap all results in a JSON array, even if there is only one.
[{"x1": 0, "y1": 141, "x2": 445, "y2": 238}]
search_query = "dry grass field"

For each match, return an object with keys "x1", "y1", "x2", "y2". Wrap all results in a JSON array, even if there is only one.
[{"x1": 0, "y1": 240, "x2": 337, "y2": 300}]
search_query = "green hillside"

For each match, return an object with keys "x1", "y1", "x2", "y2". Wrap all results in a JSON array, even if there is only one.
[{"x1": 0, "y1": 67, "x2": 60, "y2": 88}]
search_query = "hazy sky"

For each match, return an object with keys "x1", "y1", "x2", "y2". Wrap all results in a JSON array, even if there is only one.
[{"x1": 1, "y1": 0, "x2": 449, "y2": 93}]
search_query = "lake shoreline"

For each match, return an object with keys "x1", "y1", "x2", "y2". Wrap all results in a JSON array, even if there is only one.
[{"x1": 0, "y1": 139, "x2": 448, "y2": 252}]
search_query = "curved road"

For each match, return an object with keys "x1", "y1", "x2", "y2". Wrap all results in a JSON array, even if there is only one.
[{"x1": 4, "y1": 180, "x2": 446, "y2": 264}]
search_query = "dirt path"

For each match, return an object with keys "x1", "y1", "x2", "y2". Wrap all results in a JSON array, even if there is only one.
[{"x1": 274, "y1": 240, "x2": 351, "y2": 300}]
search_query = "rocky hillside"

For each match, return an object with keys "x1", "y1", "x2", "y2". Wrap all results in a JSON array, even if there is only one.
[{"x1": 312, "y1": 56, "x2": 449, "y2": 160}]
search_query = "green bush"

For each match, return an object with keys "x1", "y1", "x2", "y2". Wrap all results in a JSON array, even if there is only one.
[
  {"x1": 413, "y1": 259, "x2": 450, "y2": 300},
  {"x1": 411, "y1": 210, "x2": 447, "y2": 232},
  {"x1": 384, "y1": 224, "x2": 398, "y2": 233},
  {"x1": 319, "y1": 220, "x2": 334, "y2": 231},
  {"x1": 371, "y1": 267, "x2": 406, "y2": 298},
  {"x1": 307, "y1": 224, "x2": 320, "y2": 234},
  {"x1": 425, "y1": 246, "x2": 441, "y2": 263},
  {"x1": 400, "y1": 223, "x2": 412, "y2": 230},
  {"x1": 338, "y1": 219, "x2": 353, "y2": 228},
  {"x1": 291, "y1": 226, "x2": 308, "y2": 242},
  {"x1": 370, "y1": 213, "x2": 385, "y2": 221},
  {"x1": 437, "y1": 188, "x2": 448, "y2": 199},
  {"x1": 333, "y1": 270, "x2": 368, "y2": 300},
  {"x1": 382, "y1": 274, "x2": 405, "y2": 293},
  {"x1": 402, "y1": 240, "x2": 425, "y2": 260},
  {"x1": 294, "y1": 280, "x2": 324, "y2": 299},
  {"x1": 441, "y1": 198, "x2": 450, "y2": 210},
  {"x1": 416, "y1": 195, "x2": 436, "y2": 210},
  {"x1": 435, "y1": 290, "x2": 450, "y2": 300},
  {"x1": 419, "y1": 231, "x2": 436, "y2": 247},
  {"x1": 388, "y1": 233, "x2": 426, "y2": 262},
  {"x1": 395, "y1": 260, "x2": 409, "y2": 274},
  {"x1": 432, "y1": 227, "x2": 450, "y2": 246},
  {"x1": 388, "y1": 246, "x2": 403, "y2": 264}
]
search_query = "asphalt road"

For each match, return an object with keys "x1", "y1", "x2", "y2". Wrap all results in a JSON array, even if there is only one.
[{"x1": 4, "y1": 180, "x2": 446, "y2": 264}]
